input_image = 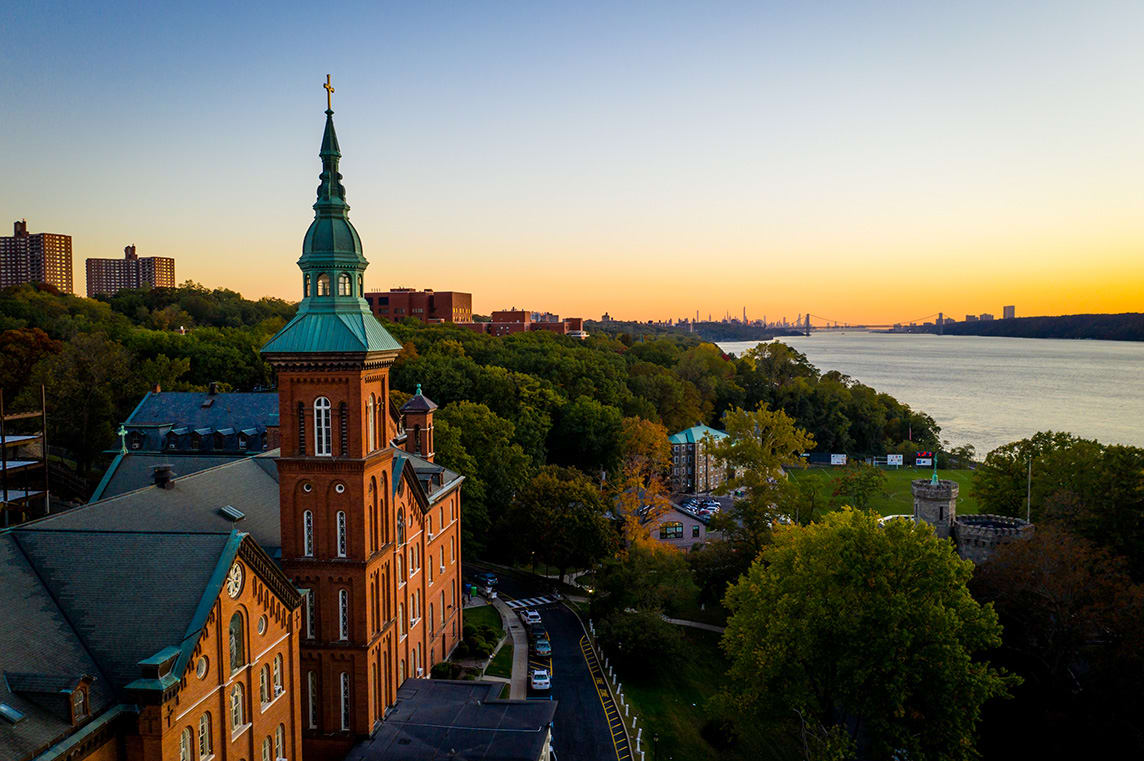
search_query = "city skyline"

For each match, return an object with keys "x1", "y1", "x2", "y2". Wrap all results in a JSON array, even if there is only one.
[{"x1": 3, "y1": 1, "x2": 1142, "y2": 323}]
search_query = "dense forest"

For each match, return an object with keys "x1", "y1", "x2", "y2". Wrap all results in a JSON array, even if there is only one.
[{"x1": 943, "y1": 312, "x2": 1144, "y2": 341}]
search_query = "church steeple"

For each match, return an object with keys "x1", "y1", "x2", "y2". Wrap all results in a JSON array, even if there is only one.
[{"x1": 261, "y1": 80, "x2": 401, "y2": 356}]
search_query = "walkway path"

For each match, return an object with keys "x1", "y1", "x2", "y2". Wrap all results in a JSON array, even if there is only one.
[
  {"x1": 490, "y1": 596, "x2": 530, "y2": 699},
  {"x1": 664, "y1": 616, "x2": 726, "y2": 633}
]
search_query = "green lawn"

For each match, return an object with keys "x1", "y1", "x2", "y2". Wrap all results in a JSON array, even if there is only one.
[
  {"x1": 788, "y1": 467, "x2": 979, "y2": 517},
  {"x1": 485, "y1": 642, "x2": 513, "y2": 678},
  {"x1": 464, "y1": 604, "x2": 504, "y2": 638}
]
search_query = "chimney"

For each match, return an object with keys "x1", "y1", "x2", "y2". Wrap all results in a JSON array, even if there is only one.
[
  {"x1": 153, "y1": 465, "x2": 175, "y2": 489},
  {"x1": 208, "y1": 381, "x2": 219, "y2": 395},
  {"x1": 152, "y1": 383, "x2": 161, "y2": 393}
]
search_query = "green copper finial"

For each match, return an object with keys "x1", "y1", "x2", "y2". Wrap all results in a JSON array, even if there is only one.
[
  {"x1": 930, "y1": 451, "x2": 939, "y2": 485},
  {"x1": 117, "y1": 424, "x2": 128, "y2": 455},
  {"x1": 416, "y1": 383, "x2": 422, "y2": 396}
]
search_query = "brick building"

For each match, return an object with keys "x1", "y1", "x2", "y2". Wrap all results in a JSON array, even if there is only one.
[
  {"x1": 363, "y1": 289, "x2": 471, "y2": 324},
  {"x1": 0, "y1": 220, "x2": 73, "y2": 293},
  {"x1": 668, "y1": 424, "x2": 730, "y2": 494},
  {"x1": 86, "y1": 245, "x2": 176, "y2": 297},
  {"x1": 465, "y1": 310, "x2": 587, "y2": 338}
]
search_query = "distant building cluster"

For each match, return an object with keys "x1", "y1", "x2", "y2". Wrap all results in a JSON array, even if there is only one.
[
  {"x1": 0, "y1": 220, "x2": 73, "y2": 293},
  {"x1": 85, "y1": 244, "x2": 175, "y2": 297},
  {"x1": 466, "y1": 309, "x2": 587, "y2": 338}
]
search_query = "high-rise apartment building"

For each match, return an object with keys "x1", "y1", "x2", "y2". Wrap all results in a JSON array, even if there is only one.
[
  {"x1": 0, "y1": 219, "x2": 73, "y2": 292},
  {"x1": 86, "y1": 244, "x2": 176, "y2": 297},
  {"x1": 1003, "y1": 305, "x2": 1015, "y2": 319}
]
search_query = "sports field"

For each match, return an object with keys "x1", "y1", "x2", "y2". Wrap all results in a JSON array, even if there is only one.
[{"x1": 788, "y1": 467, "x2": 979, "y2": 516}]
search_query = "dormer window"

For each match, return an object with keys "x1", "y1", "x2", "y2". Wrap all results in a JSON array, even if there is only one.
[
  {"x1": 337, "y1": 272, "x2": 351, "y2": 296},
  {"x1": 190, "y1": 433, "x2": 201, "y2": 450},
  {"x1": 238, "y1": 434, "x2": 248, "y2": 449},
  {"x1": 72, "y1": 688, "x2": 87, "y2": 721},
  {"x1": 316, "y1": 273, "x2": 330, "y2": 296},
  {"x1": 128, "y1": 431, "x2": 143, "y2": 450},
  {"x1": 167, "y1": 433, "x2": 178, "y2": 450}
]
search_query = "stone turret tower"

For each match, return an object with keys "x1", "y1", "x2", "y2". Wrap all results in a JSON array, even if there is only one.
[{"x1": 912, "y1": 478, "x2": 958, "y2": 539}]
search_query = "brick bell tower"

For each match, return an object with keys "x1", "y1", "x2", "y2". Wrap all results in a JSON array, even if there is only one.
[{"x1": 261, "y1": 83, "x2": 404, "y2": 760}]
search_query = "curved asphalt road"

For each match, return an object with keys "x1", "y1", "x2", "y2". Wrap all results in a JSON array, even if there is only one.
[{"x1": 467, "y1": 564, "x2": 621, "y2": 761}]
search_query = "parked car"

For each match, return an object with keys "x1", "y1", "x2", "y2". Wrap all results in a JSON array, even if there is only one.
[
  {"x1": 533, "y1": 637, "x2": 552, "y2": 656},
  {"x1": 474, "y1": 571, "x2": 498, "y2": 587},
  {"x1": 522, "y1": 609, "x2": 542, "y2": 625},
  {"x1": 527, "y1": 622, "x2": 547, "y2": 640},
  {"x1": 530, "y1": 668, "x2": 551, "y2": 691}
]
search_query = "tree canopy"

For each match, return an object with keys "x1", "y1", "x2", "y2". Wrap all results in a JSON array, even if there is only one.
[{"x1": 721, "y1": 509, "x2": 1016, "y2": 761}]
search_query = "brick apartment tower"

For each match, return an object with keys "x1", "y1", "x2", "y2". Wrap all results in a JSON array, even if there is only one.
[
  {"x1": 0, "y1": 219, "x2": 73, "y2": 292},
  {"x1": 262, "y1": 100, "x2": 462, "y2": 760}
]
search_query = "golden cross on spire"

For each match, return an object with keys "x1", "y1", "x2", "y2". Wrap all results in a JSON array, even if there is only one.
[{"x1": 324, "y1": 74, "x2": 335, "y2": 110}]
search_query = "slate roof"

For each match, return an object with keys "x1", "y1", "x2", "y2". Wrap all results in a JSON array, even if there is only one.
[
  {"x1": 36, "y1": 455, "x2": 283, "y2": 557},
  {"x1": 346, "y1": 680, "x2": 555, "y2": 761},
  {"x1": 90, "y1": 452, "x2": 251, "y2": 502},
  {"x1": 668, "y1": 424, "x2": 728, "y2": 446},
  {"x1": 120, "y1": 391, "x2": 278, "y2": 453},
  {"x1": 9, "y1": 529, "x2": 235, "y2": 695},
  {"x1": 0, "y1": 535, "x2": 112, "y2": 761}
]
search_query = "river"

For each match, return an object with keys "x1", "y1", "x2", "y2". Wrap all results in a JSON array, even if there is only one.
[{"x1": 718, "y1": 333, "x2": 1144, "y2": 455}]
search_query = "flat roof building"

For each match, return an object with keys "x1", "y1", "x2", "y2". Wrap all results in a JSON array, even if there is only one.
[
  {"x1": 86, "y1": 245, "x2": 175, "y2": 297},
  {"x1": 0, "y1": 220, "x2": 73, "y2": 293},
  {"x1": 364, "y1": 288, "x2": 473, "y2": 323}
]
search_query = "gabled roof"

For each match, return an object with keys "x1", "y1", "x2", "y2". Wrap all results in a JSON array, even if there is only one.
[
  {"x1": 393, "y1": 452, "x2": 463, "y2": 511},
  {"x1": 400, "y1": 385, "x2": 438, "y2": 414},
  {"x1": 90, "y1": 453, "x2": 251, "y2": 502},
  {"x1": 668, "y1": 424, "x2": 728, "y2": 445},
  {"x1": 35, "y1": 455, "x2": 282, "y2": 557}
]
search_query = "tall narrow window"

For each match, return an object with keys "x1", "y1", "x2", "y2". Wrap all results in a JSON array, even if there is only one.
[
  {"x1": 340, "y1": 672, "x2": 351, "y2": 731},
  {"x1": 275, "y1": 724, "x2": 285, "y2": 761},
  {"x1": 181, "y1": 728, "x2": 193, "y2": 761},
  {"x1": 297, "y1": 401, "x2": 305, "y2": 454},
  {"x1": 338, "y1": 589, "x2": 349, "y2": 640},
  {"x1": 273, "y1": 654, "x2": 283, "y2": 696},
  {"x1": 303, "y1": 511, "x2": 314, "y2": 557},
  {"x1": 440, "y1": 591, "x2": 446, "y2": 625},
  {"x1": 316, "y1": 273, "x2": 330, "y2": 296},
  {"x1": 303, "y1": 273, "x2": 311, "y2": 298},
  {"x1": 307, "y1": 672, "x2": 317, "y2": 729},
  {"x1": 301, "y1": 589, "x2": 314, "y2": 638},
  {"x1": 262, "y1": 736, "x2": 271, "y2": 761},
  {"x1": 397, "y1": 603, "x2": 405, "y2": 637},
  {"x1": 397, "y1": 553, "x2": 404, "y2": 584},
  {"x1": 230, "y1": 684, "x2": 245, "y2": 731},
  {"x1": 450, "y1": 536, "x2": 456, "y2": 564},
  {"x1": 259, "y1": 665, "x2": 270, "y2": 705},
  {"x1": 337, "y1": 272, "x2": 351, "y2": 296},
  {"x1": 336, "y1": 511, "x2": 347, "y2": 557},
  {"x1": 367, "y1": 394, "x2": 376, "y2": 451},
  {"x1": 428, "y1": 603, "x2": 434, "y2": 634},
  {"x1": 396, "y1": 508, "x2": 405, "y2": 545},
  {"x1": 198, "y1": 714, "x2": 212, "y2": 759},
  {"x1": 314, "y1": 397, "x2": 331, "y2": 456},
  {"x1": 229, "y1": 613, "x2": 245, "y2": 674},
  {"x1": 73, "y1": 689, "x2": 86, "y2": 720}
]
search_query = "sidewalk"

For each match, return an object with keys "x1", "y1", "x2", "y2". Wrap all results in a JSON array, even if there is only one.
[
  {"x1": 664, "y1": 616, "x2": 726, "y2": 633},
  {"x1": 490, "y1": 596, "x2": 530, "y2": 699}
]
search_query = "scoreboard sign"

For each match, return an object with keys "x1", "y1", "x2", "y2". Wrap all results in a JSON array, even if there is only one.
[
  {"x1": 830, "y1": 453, "x2": 848, "y2": 466},
  {"x1": 886, "y1": 454, "x2": 904, "y2": 466},
  {"x1": 915, "y1": 451, "x2": 934, "y2": 467}
]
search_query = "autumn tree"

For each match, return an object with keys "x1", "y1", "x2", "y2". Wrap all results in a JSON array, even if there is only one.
[
  {"x1": 721, "y1": 509, "x2": 1016, "y2": 761},
  {"x1": 609, "y1": 416, "x2": 673, "y2": 544},
  {"x1": 831, "y1": 463, "x2": 888, "y2": 510}
]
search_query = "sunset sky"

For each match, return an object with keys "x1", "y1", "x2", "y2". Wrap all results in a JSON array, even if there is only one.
[{"x1": 3, "y1": 1, "x2": 1142, "y2": 324}]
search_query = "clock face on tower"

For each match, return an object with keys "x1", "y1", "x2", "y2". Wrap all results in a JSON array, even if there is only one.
[{"x1": 226, "y1": 562, "x2": 244, "y2": 598}]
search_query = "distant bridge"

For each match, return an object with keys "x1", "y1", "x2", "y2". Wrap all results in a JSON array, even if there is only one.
[{"x1": 797, "y1": 312, "x2": 948, "y2": 334}]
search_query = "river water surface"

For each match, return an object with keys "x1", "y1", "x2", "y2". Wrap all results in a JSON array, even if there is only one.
[{"x1": 718, "y1": 333, "x2": 1144, "y2": 455}]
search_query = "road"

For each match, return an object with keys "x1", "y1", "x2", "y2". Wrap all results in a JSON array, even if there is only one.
[{"x1": 467, "y1": 564, "x2": 628, "y2": 761}]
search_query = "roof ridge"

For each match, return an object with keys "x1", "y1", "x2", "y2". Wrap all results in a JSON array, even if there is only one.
[{"x1": 10, "y1": 527, "x2": 235, "y2": 536}]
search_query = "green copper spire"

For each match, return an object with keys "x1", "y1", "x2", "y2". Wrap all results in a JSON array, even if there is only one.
[{"x1": 261, "y1": 87, "x2": 401, "y2": 357}]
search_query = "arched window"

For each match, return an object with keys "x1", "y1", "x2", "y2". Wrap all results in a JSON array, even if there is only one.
[
  {"x1": 301, "y1": 588, "x2": 314, "y2": 638},
  {"x1": 450, "y1": 536, "x2": 456, "y2": 564},
  {"x1": 307, "y1": 672, "x2": 318, "y2": 729},
  {"x1": 273, "y1": 654, "x2": 283, "y2": 696},
  {"x1": 198, "y1": 713, "x2": 212, "y2": 759},
  {"x1": 180, "y1": 728, "x2": 194, "y2": 761},
  {"x1": 440, "y1": 591, "x2": 446, "y2": 625},
  {"x1": 314, "y1": 397, "x2": 332, "y2": 456},
  {"x1": 396, "y1": 553, "x2": 404, "y2": 584},
  {"x1": 72, "y1": 689, "x2": 86, "y2": 720},
  {"x1": 261, "y1": 736, "x2": 271, "y2": 761},
  {"x1": 397, "y1": 603, "x2": 405, "y2": 637},
  {"x1": 228, "y1": 613, "x2": 245, "y2": 674},
  {"x1": 303, "y1": 273, "x2": 311, "y2": 298},
  {"x1": 337, "y1": 272, "x2": 351, "y2": 296},
  {"x1": 439, "y1": 546, "x2": 444, "y2": 572},
  {"x1": 336, "y1": 511, "x2": 347, "y2": 557},
  {"x1": 230, "y1": 683, "x2": 245, "y2": 731},
  {"x1": 316, "y1": 273, "x2": 330, "y2": 296},
  {"x1": 367, "y1": 393, "x2": 376, "y2": 451},
  {"x1": 340, "y1": 672, "x2": 351, "y2": 731},
  {"x1": 275, "y1": 725, "x2": 285, "y2": 761},
  {"x1": 659, "y1": 521, "x2": 684, "y2": 540},
  {"x1": 303, "y1": 510, "x2": 314, "y2": 557},
  {"x1": 358, "y1": 274, "x2": 363, "y2": 295},
  {"x1": 338, "y1": 589, "x2": 349, "y2": 640},
  {"x1": 428, "y1": 603, "x2": 434, "y2": 633},
  {"x1": 396, "y1": 508, "x2": 405, "y2": 545},
  {"x1": 259, "y1": 665, "x2": 270, "y2": 705},
  {"x1": 369, "y1": 477, "x2": 378, "y2": 552}
]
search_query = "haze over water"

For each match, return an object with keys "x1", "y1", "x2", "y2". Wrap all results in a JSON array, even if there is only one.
[{"x1": 720, "y1": 333, "x2": 1144, "y2": 455}]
